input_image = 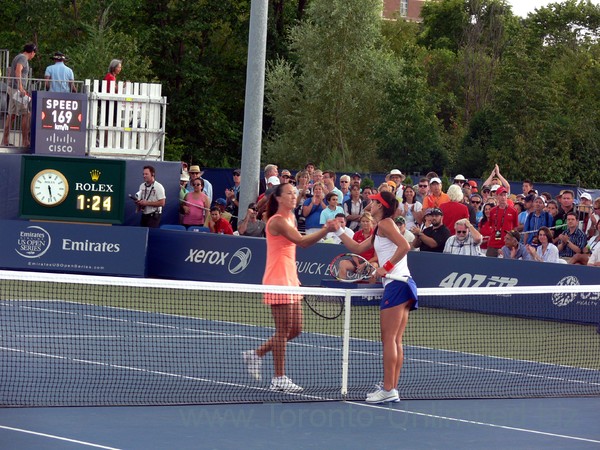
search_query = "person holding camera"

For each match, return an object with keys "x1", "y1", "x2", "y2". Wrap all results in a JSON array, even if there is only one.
[
  {"x1": 486, "y1": 186, "x2": 519, "y2": 257},
  {"x1": 238, "y1": 203, "x2": 265, "y2": 237}
]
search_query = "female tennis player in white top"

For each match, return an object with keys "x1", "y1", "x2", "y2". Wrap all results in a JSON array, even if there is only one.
[
  {"x1": 243, "y1": 183, "x2": 338, "y2": 392},
  {"x1": 338, "y1": 190, "x2": 418, "y2": 403}
]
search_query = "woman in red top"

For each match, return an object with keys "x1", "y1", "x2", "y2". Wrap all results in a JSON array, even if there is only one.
[
  {"x1": 104, "y1": 59, "x2": 122, "y2": 92},
  {"x1": 478, "y1": 202, "x2": 494, "y2": 250},
  {"x1": 242, "y1": 183, "x2": 337, "y2": 392},
  {"x1": 353, "y1": 212, "x2": 377, "y2": 264}
]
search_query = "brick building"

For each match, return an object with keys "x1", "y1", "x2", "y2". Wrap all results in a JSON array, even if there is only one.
[{"x1": 382, "y1": 0, "x2": 427, "y2": 21}]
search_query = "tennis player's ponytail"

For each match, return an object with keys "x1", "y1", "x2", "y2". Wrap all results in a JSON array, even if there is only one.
[{"x1": 379, "y1": 191, "x2": 398, "y2": 219}]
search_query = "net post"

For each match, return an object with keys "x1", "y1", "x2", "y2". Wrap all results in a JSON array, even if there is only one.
[{"x1": 341, "y1": 289, "x2": 353, "y2": 399}]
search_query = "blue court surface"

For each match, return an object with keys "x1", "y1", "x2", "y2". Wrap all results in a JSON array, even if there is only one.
[{"x1": 1, "y1": 397, "x2": 600, "y2": 449}]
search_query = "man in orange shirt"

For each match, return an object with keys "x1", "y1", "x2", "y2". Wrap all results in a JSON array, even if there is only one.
[{"x1": 422, "y1": 177, "x2": 450, "y2": 209}]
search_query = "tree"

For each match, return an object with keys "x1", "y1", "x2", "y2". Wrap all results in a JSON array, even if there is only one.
[{"x1": 265, "y1": 0, "x2": 396, "y2": 171}]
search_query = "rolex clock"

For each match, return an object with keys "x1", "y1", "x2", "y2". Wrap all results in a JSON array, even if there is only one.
[
  {"x1": 20, "y1": 155, "x2": 126, "y2": 224},
  {"x1": 30, "y1": 169, "x2": 70, "y2": 206}
]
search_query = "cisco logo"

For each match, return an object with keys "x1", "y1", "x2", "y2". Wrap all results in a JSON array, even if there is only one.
[
  {"x1": 15, "y1": 226, "x2": 52, "y2": 259},
  {"x1": 228, "y1": 247, "x2": 252, "y2": 275}
]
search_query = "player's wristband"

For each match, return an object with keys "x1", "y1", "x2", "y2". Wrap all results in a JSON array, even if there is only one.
[
  {"x1": 383, "y1": 260, "x2": 395, "y2": 271},
  {"x1": 334, "y1": 228, "x2": 344, "y2": 237}
]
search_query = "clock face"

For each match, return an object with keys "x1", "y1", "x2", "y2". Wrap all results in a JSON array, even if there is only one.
[{"x1": 30, "y1": 169, "x2": 70, "y2": 207}]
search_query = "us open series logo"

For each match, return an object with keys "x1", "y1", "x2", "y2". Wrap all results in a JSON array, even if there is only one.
[{"x1": 15, "y1": 226, "x2": 52, "y2": 258}]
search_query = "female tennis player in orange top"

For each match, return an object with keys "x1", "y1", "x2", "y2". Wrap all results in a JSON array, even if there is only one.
[{"x1": 243, "y1": 183, "x2": 338, "y2": 392}]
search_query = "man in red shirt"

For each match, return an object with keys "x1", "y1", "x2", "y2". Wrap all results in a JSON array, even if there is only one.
[
  {"x1": 486, "y1": 186, "x2": 519, "y2": 257},
  {"x1": 209, "y1": 206, "x2": 234, "y2": 235}
]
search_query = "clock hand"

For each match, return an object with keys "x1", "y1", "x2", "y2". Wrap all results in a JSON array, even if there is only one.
[{"x1": 48, "y1": 185, "x2": 52, "y2": 197}]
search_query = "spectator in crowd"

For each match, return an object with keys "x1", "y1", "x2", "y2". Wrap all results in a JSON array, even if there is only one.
[
  {"x1": 302, "y1": 182, "x2": 326, "y2": 234},
  {"x1": 422, "y1": 177, "x2": 450, "y2": 209},
  {"x1": 344, "y1": 183, "x2": 365, "y2": 232},
  {"x1": 440, "y1": 184, "x2": 469, "y2": 235},
  {"x1": 304, "y1": 162, "x2": 316, "y2": 183},
  {"x1": 351, "y1": 172, "x2": 362, "y2": 188},
  {"x1": 518, "y1": 194, "x2": 536, "y2": 231},
  {"x1": 523, "y1": 196, "x2": 553, "y2": 244},
  {"x1": 279, "y1": 169, "x2": 293, "y2": 185},
  {"x1": 256, "y1": 176, "x2": 281, "y2": 218},
  {"x1": 208, "y1": 206, "x2": 234, "y2": 235},
  {"x1": 45, "y1": 51, "x2": 75, "y2": 93},
  {"x1": 540, "y1": 192, "x2": 553, "y2": 203},
  {"x1": 522, "y1": 179, "x2": 535, "y2": 196},
  {"x1": 394, "y1": 216, "x2": 415, "y2": 247},
  {"x1": 361, "y1": 187, "x2": 374, "y2": 206},
  {"x1": 415, "y1": 178, "x2": 429, "y2": 204},
  {"x1": 2, "y1": 43, "x2": 36, "y2": 148},
  {"x1": 397, "y1": 184, "x2": 423, "y2": 231},
  {"x1": 214, "y1": 198, "x2": 232, "y2": 222},
  {"x1": 587, "y1": 232, "x2": 600, "y2": 267},
  {"x1": 470, "y1": 193, "x2": 483, "y2": 225},
  {"x1": 443, "y1": 218, "x2": 483, "y2": 256},
  {"x1": 320, "y1": 192, "x2": 344, "y2": 224},
  {"x1": 225, "y1": 168, "x2": 241, "y2": 231},
  {"x1": 324, "y1": 213, "x2": 354, "y2": 244},
  {"x1": 339, "y1": 174, "x2": 351, "y2": 202},
  {"x1": 322, "y1": 170, "x2": 343, "y2": 201},
  {"x1": 353, "y1": 212, "x2": 378, "y2": 265},
  {"x1": 462, "y1": 186, "x2": 477, "y2": 225},
  {"x1": 526, "y1": 226, "x2": 560, "y2": 263},
  {"x1": 188, "y1": 165, "x2": 213, "y2": 204},
  {"x1": 486, "y1": 187, "x2": 519, "y2": 257},
  {"x1": 585, "y1": 197, "x2": 600, "y2": 239},
  {"x1": 480, "y1": 185, "x2": 492, "y2": 204},
  {"x1": 181, "y1": 176, "x2": 210, "y2": 228},
  {"x1": 294, "y1": 170, "x2": 311, "y2": 233},
  {"x1": 554, "y1": 189, "x2": 575, "y2": 236},
  {"x1": 388, "y1": 169, "x2": 406, "y2": 200},
  {"x1": 478, "y1": 202, "x2": 494, "y2": 251},
  {"x1": 134, "y1": 165, "x2": 166, "y2": 228},
  {"x1": 569, "y1": 220, "x2": 600, "y2": 265},
  {"x1": 577, "y1": 192, "x2": 594, "y2": 236},
  {"x1": 179, "y1": 172, "x2": 189, "y2": 202},
  {"x1": 259, "y1": 164, "x2": 278, "y2": 195},
  {"x1": 499, "y1": 230, "x2": 532, "y2": 261},
  {"x1": 411, "y1": 208, "x2": 450, "y2": 252},
  {"x1": 546, "y1": 199, "x2": 560, "y2": 221},
  {"x1": 453, "y1": 174, "x2": 467, "y2": 188},
  {"x1": 482, "y1": 164, "x2": 511, "y2": 193},
  {"x1": 556, "y1": 212, "x2": 587, "y2": 260},
  {"x1": 238, "y1": 203, "x2": 266, "y2": 237},
  {"x1": 311, "y1": 169, "x2": 324, "y2": 188}
]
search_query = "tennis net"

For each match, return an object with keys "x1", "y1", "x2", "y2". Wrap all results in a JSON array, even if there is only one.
[{"x1": 1, "y1": 269, "x2": 599, "y2": 406}]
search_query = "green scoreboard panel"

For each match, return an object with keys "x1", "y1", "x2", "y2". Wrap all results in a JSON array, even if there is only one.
[{"x1": 20, "y1": 155, "x2": 126, "y2": 224}]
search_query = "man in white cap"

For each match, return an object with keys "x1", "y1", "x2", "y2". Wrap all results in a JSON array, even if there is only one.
[
  {"x1": 423, "y1": 177, "x2": 450, "y2": 209},
  {"x1": 453, "y1": 174, "x2": 466, "y2": 187}
]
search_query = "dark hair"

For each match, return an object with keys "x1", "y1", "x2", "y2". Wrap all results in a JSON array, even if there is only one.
[
  {"x1": 523, "y1": 179, "x2": 533, "y2": 186},
  {"x1": 325, "y1": 192, "x2": 338, "y2": 202},
  {"x1": 566, "y1": 211, "x2": 578, "y2": 220},
  {"x1": 210, "y1": 206, "x2": 220, "y2": 213},
  {"x1": 265, "y1": 184, "x2": 286, "y2": 220},
  {"x1": 402, "y1": 185, "x2": 416, "y2": 204},
  {"x1": 537, "y1": 226, "x2": 551, "y2": 239},
  {"x1": 479, "y1": 202, "x2": 495, "y2": 226},
  {"x1": 143, "y1": 165, "x2": 155, "y2": 176},
  {"x1": 378, "y1": 191, "x2": 398, "y2": 219},
  {"x1": 335, "y1": 213, "x2": 345, "y2": 219},
  {"x1": 23, "y1": 43, "x2": 37, "y2": 53},
  {"x1": 323, "y1": 170, "x2": 336, "y2": 181}
]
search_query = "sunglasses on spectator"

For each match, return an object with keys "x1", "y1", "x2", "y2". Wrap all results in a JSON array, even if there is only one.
[
  {"x1": 340, "y1": 180, "x2": 349, "y2": 183},
  {"x1": 471, "y1": 200, "x2": 481, "y2": 204},
  {"x1": 418, "y1": 184, "x2": 428, "y2": 188},
  {"x1": 282, "y1": 175, "x2": 290, "y2": 178},
  {"x1": 456, "y1": 230, "x2": 468, "y2": 234},
  {"x1": 193, "y1": 183, "x2": 202, "y2": 187}
]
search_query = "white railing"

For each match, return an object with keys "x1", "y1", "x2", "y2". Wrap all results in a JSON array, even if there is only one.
[
  {"x1": 0, "y1": 76, "x2": 167, "y2": 160},
  {"x1": 85, "y1": 79, "x2": 167, "y2": 160}
]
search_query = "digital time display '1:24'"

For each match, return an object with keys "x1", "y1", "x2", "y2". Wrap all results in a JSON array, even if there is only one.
[{"x1": 76, "y1": 195, "x2": 112, "y2": 211}]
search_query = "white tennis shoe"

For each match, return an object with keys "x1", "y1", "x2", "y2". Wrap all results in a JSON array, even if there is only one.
[
  {"x1": 366, "y1": 388, "x2": 400, "y2": 404},
  {"x1": 242, "y1": 350, "x2": 262, "y2": 380},
  {"x1": 269, "y1": 376, "x2": 303, "y2": 393}
]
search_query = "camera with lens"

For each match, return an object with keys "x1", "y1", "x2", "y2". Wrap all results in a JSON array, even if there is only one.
[{"x1": 494, "y1": 230, "x2": 502, "y2": 240}]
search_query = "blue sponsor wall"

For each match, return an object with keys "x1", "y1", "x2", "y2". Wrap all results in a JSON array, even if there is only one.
[
  {"x1": 0, "y1": 219, "x2": 147, "y2": 276},
  {"x1": 0, "y1": 219, "x2": 598, "y2": 324}
]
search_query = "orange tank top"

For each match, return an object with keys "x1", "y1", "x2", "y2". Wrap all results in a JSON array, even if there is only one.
[{"x1": 262, "y1": 214, "x2": 300, "y2": 287}]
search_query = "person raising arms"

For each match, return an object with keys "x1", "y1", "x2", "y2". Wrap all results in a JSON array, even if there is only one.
[
  {"x1": 338, "y1": 190, "x2": 418, "y2": 403},
  {"x1": 242, "y1": 183, "x2": 338, "y2": 392}
]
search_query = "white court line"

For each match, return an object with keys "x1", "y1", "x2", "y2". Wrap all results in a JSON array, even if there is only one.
[
  {"x1": 347, "y1": 402, "x2": 600, "y2": 444},
  {"x1": 0, "y1": 425, "x2": 122, "y2": 449}
]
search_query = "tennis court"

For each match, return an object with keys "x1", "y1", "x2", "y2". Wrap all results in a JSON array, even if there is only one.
[{"x1": 1, "y1": 270, "x2": 599, "y2": 448}]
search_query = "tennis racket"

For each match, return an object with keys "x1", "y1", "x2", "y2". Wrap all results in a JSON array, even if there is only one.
[
  {"x1": 304, "y1": 293, "x2": 344, "y2": 320},
  {"x1": 328, "y1": 253, "x2": 409, "y2": 283}
]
